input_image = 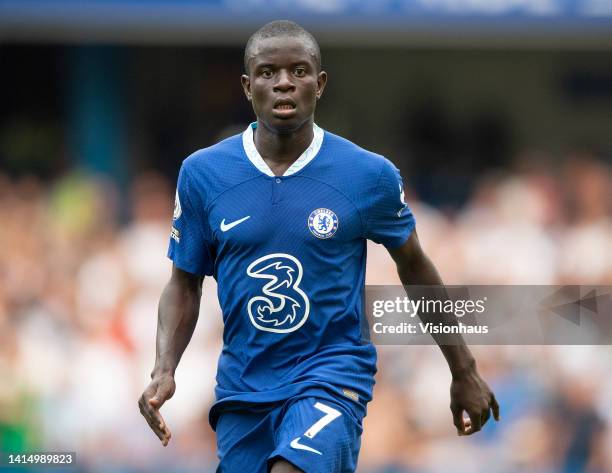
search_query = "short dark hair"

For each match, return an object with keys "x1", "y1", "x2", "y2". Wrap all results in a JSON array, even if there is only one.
[{"x1": 244, "y1": 20, "x2": 321, "y2": 74}]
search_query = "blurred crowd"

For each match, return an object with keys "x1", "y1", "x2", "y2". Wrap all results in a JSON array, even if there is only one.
[{"x1": 0, "y1": 150, "x2": 611, "y2": 473}]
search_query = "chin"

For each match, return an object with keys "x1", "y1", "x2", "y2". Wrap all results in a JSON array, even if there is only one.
[{"x1": 262, "y1": 116, "x2": 309, "y2": 135}]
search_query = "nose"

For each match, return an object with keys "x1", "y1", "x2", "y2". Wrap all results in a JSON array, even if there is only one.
[{"x1": 273, "y1": 69, "x2": 295, "y2": 92}]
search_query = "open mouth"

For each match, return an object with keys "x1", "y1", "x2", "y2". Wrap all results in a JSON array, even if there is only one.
[{"x1": 273, "y1": 99, "x2": 296, "y2": 111}]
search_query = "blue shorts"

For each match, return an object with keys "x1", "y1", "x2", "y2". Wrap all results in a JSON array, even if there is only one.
[{"x1": 215, "y1": 396, "x2": 363, "y2": 473}]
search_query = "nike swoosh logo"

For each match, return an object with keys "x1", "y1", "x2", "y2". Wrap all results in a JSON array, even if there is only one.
[
  {"x1": 220, "y1": 216, "x2": 250, "y2": 232},
  {"x1": 290, "y1": 437, "x2": 322, "y2": 455}
]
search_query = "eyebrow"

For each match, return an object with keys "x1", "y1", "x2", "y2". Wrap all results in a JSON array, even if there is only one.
[{"x1": 254, "y1": 61, "x2": 310, "y2": 69}]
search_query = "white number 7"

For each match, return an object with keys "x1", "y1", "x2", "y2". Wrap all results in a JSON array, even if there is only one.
[{"x1": 304, "y1": 402, "x2": 342, "y2": 439}]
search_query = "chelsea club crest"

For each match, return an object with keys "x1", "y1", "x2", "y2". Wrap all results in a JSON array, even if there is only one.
[{"x1": 308, "y1": 208, "x2": 338, "y2": 239}]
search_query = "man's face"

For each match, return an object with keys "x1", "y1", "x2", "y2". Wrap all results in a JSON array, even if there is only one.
[{"x1": 241, "y1": 36, "x2": 327, "y2": 134}]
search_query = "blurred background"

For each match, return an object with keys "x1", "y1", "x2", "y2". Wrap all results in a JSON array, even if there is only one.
[{"x1": 1, "y1": 1, "x2": 612, "y2": 472}]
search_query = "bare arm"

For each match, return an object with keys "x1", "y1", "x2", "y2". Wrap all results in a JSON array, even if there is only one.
[
  {"x1": 388, "y1": 230, "x2": 500, "y2": 435},
  {"x1": 138, "y1": 264, "x2": 203, "y2": 446}
]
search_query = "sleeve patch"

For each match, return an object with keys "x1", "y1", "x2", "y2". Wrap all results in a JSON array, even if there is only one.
[{"x1": 173, "y1": 189, "x2": 182, "y2": 220}]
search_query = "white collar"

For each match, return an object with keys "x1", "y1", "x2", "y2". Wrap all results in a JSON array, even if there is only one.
[{"x1": 242, "y1": 122, "x2": 324, "y2": 177}]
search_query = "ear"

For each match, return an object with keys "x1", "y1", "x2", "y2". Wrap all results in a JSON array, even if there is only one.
[
  {"x1": 241, "y1": 74, "x2": 252, "y2": 102},
  {"x1": 316, "y1": 70, "x2": 327, "y2": 100}
]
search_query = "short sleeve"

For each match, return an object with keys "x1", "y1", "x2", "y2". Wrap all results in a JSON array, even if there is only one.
[
  {"x1": 364, "y1": 159, "x2": 416, "y2": 248},
  {"x1": 167, "y1": 163, "x2": 215, "y2": 276}
]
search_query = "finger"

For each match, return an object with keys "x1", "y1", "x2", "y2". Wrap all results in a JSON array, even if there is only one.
[
  {"x1": 480, "y1": 407, "x2": 491, "y2": 427},
  {"x1": 140, "y1": 397, "x2": 163, "y2": 425},
  {"x1": 149, "y1": 395, "x2": 166, "y2": 409},
  {"x1": 140, "y1": 403, "x2": 163, "y2": 436},
  {"x1": 147, "y1": 414, "x2": 171, "y2": 446},
  {"x1": 153, "y1": 412, "x2": 171, "y2": 439},
  {"x1": 159, "y1": 417, "x2": 172, "y2": 440},
  {"x1": 162, "y1": 428, "x2": 172, "y2": 447},
  {"x1": 465, "y1": 411, "x2": 482, "y2": 435},
  {"x1": 156, "y1": 412, "x2": 172, "y2": 445},
  {"x1": 491, "y1": 394, "x2": 500, "y2": 421},
  {"x1": 459, "y1": 417, "x2": 471, "y2": 436},
  {"x1": 451, "y1": 405, "x2": 464, "y2": 434},
  {"x1": 146, "y1": 400, "x2": 173, "y2": 443},
  {"x1": 141, "y1": 407, "x2": 164, "y2": 440},
  {"x1": 148, "y1": 382, "x2": 175, "y2": 409},
  {"x1": 139, "y1": 401, "x2": 169, "y2": 442}
]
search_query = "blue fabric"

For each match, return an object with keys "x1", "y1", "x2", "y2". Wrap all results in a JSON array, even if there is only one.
[
  {"x1": 215, "y1": 395, "x2": 363, "y2": 473},
  {"x1": 167, "y1": 126, "x2": 416, "y2": 430}
]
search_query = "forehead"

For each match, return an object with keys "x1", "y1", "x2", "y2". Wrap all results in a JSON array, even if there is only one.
[{"x1": 249, "y1": 36, "x2": 317, "y2": 68}]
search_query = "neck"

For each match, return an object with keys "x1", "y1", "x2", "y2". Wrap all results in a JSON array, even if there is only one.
[{"x1": 254, "y1": 118, "x2": 314, "y2": 167}]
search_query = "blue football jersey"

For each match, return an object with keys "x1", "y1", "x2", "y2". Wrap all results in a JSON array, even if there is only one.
[{"x1": 168, "y1": 123, "x2": 415, "y2": 427}]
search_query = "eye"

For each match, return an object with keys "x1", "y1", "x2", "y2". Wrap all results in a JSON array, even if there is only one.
[
  {"x1": 260, "y1": 68, "x2": 273, "y2": 79},
  {"x1": 294, "y1": 66, "x2": 306, "y2": 77}
]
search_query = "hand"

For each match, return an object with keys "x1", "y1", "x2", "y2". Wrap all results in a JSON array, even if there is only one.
[
  {"x1": 450, "y1": 367, "x2": 500, "y2": 436},
  {"x1": 138, "y1": 372, "x2": 176, "y2": 446}
]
